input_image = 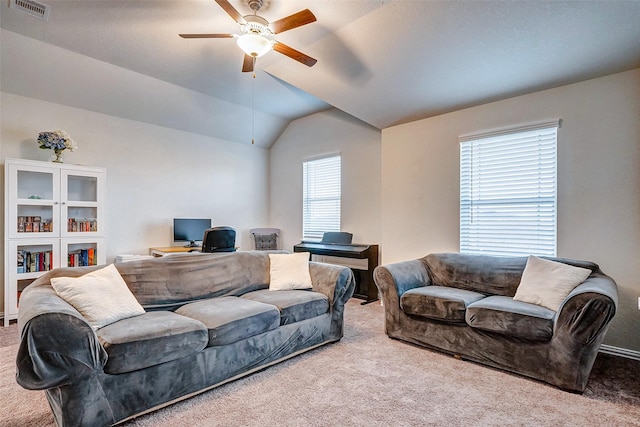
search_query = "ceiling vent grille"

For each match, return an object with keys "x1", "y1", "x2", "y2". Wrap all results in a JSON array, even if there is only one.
[{"x1": 9, "y1": 0, "x2": 51, "y2": 21}]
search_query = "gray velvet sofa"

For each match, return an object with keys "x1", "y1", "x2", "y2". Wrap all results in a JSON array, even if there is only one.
[
  {"x1": 373, "y1": 253, "x2": 618, "y2": 392},
  {"x1": 16, "y1": 251, "x2": 355, "y2": 426}
]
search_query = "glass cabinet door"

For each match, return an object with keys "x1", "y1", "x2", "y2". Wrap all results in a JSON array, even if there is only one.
[
  {"x1": 60, "y1": 170, "x2": 104, "y2": 237},
  {"x1": 8, "y1": 164, "x2": 60, "y2": 239}
]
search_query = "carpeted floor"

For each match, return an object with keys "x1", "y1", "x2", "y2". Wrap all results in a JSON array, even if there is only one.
[{"x1": 2, "y1": 300, "x2": 640, "y2": 426}]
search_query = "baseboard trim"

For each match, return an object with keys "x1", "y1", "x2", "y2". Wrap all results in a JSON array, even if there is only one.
[{"x1": 599, "y1": 344, "x2": 640, "y2": 361}]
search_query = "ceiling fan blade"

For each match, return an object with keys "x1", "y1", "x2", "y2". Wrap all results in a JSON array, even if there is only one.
[
  {"x1": 242, "y1": 54, "x2": 254, "y2": 73},
  {"x1": 270, "y1": 9, "x2": 316, "y2": 34},
  {"x1": 215, "y1": 0, "x2": 246, "y2": 25},
  {"x1": 272, "y1": 41, "x2": 317, "y2": 67},
  {"x1": 179, "y1": 33, "x2": 234, "y2": 39}
]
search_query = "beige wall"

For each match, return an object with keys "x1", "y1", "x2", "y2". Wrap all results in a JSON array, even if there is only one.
[
  {"x1": 269, "y1": 109, "x2": 382, "y2": 252},
  {"x1": 381, "y1": 68, "x2": 640, "y2": 351}
]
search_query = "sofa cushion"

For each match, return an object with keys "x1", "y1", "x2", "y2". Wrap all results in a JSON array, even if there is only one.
[
  {"x1": 241, "y1": 289, "x2": 329, "y2": 325},
  {"x1": 51, "y1": 264, "x2": 145, "y2": 330},
  {"x1": 466, "y1": 295, "x2": 555, "y2": 341},
  {"x1": 424, "y1": 253, "x2": 527, "y2": 297},
  {"x1": 400, "y1": 286, "x2": 486, "y2": 322},
  {"x1": 513, "y1": 256, "x2": 592, "y2": 311},
  {"x1": 175, "y1": 296, "x2": 280, "y2": 346},
  {"x1": 97, "y1": 311, "x2": 208, "y2": 374},
  {"x1": 268, "y1": 252, "x2": 313, "y2": 290}
]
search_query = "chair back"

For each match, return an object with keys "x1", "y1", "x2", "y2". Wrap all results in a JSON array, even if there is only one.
[
  {"x1": 250, "y1": 228, "x2": 280, "y2": 250},
  {"x1": 202, "y1": 226, "x2": 236, "y2": 252}
]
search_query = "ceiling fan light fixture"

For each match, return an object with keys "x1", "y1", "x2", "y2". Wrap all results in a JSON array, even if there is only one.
[{"x1": 237, "y1": 33, "x2": 272, "y2": 57}]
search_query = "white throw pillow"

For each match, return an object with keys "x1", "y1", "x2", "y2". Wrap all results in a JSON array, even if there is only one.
[
  {"x1": 268, "y1": 252, "x2": 313, "y2": 291},
  {"x1": 51, "y1": 264, "x2": 145, "y2": 329},
  {"x1": 513, "y1": 256, "x2": 592, "y2": 312}
]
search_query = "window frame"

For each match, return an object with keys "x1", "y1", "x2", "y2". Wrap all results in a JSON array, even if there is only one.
[
  {"x1": 302, "y1": 154, "x2": 342, "y2": 241},
  {"x1": 459, "y1": 121, "x2": 560, "y2": 257}
]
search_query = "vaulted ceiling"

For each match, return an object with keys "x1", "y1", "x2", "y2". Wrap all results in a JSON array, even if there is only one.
[{"x1": 2, "y1": 1, "x2": 640, "y2": 147}]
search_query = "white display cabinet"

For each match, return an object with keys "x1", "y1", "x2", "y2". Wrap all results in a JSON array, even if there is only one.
[{"x1": 4, "y1": 158, "x2": 106, "y2": 326}]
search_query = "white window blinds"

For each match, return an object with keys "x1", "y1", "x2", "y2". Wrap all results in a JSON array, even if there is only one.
[
  {"x1": 459, "y1": 122, "x2": 559, "y2": 257},
  {"x1": 303, "y1": 155, "x2": 341, "y2": 240}
]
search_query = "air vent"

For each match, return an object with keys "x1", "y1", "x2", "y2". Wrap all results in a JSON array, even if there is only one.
[{"x1": 9, "y1": 0, "x2": 51, "y2": 21}]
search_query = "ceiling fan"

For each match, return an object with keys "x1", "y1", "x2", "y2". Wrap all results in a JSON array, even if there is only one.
[{"x1": 179, "y1": 0, "x2": 317, "y2": 73}]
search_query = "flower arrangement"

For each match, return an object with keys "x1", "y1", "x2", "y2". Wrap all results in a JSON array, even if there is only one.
[{"x1": 37, "y1": 130, "x2": 78, "y2": 163}]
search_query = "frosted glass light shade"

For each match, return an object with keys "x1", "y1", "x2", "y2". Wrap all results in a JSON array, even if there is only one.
[{"x1": 237, "y1": 34, "x2": 272, "y2": 57}]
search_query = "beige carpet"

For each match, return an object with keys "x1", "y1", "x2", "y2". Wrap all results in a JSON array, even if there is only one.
[{"x1": 2, "y1": 300, "x2": 640, "y2": 426}]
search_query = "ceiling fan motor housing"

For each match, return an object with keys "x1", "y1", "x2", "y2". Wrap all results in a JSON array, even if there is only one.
[{"x1": 242, "y1": 15, "x2": 272, "y2": 37}]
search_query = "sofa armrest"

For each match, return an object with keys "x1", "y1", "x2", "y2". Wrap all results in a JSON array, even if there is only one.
[
  {"x1": 309, "y1": 262, "x2": 355, "y2": 341},
  {"x1": 373, "y1": 259, "x2": 431, "y2": 335},
  {"x1": 546, "y1": 274, "x2": 617, "y2": 391},
  {"x1": 16, "y1": 274, "x2": 108, "y2": 391},
  {"x1": 554, "y1": 275, "x2": 618, "y2": 344},
  {"x1": 374, "y1": 259, "x2": 431, "y2": 301},
  {"x1": 309, "y1": 261, "x2": 355, "y2": 307}
]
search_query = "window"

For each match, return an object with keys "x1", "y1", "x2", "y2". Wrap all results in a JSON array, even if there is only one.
[
  {"x1": 302, "y1": 155, "x2": 341, "y2": 240},
  {"x1": 459, "y1": 121, "x2": 559, "y2": 257}
]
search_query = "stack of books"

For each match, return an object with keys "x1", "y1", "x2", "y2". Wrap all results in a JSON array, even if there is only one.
[
  {"x1": 68, "y1": 248, "x2": 97, "y2": 267},
  {"x1": 17, "y1": 250, "x2": 53, "y2": 273}
]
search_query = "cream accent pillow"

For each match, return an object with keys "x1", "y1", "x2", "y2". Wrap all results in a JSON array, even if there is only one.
[
  {"x1": 513, "y1": 256, "x2": 592, "y2": 312},
  {"x1": 51, "y1": 264, "x2": 145, "y2": 329},
  {"x1": 268, "y1": 252, "x2": 313, "y2": 291}
]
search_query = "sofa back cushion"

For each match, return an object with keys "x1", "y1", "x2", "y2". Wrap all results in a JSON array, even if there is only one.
[
  {"x1": 424, "y1": 253, "x2": 527, "y2": 297},
  {"x1": 116, "y1": 251, "x2": 281, "y2": 310},
  {"x1": 424, "y1": 253, "x2": 527, "y2": 296},
  {"x1": 423, "y1": 253, "x2": 600, "y2": 297}
]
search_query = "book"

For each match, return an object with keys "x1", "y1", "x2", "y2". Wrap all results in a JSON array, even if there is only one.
[{"x1": 17, "y1": 250, "x2": 25, "y2": 273}]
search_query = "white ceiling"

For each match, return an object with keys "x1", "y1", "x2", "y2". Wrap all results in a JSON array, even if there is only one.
[{"x1": 2, "y1": 0, "x2": 640, "y2": 147}]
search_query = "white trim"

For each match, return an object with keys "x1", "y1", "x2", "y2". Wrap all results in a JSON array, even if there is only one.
[
  {"x1": 458, "y1": 119, "x2": 561, "y2": 143},
  {"x1": 302, "y1": 151, "x2": 341, "y2": 163},
  {"x1": 302, "y1": 154, "x2": 342, "y2": 241},
  {"x1": 599, "y1": 344, "x2": 640, "y2": 361},
  {"x1": 459, "y1": 126, "x2": 558, "y2": 257}
]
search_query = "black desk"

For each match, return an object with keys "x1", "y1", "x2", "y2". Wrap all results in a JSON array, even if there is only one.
[{"x1": 293, "y1": 242, "x2": 379, "y2": 304}]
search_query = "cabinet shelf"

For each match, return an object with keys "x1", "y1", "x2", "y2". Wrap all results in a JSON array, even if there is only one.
[
  {"x1": 66, "y1": 201, "x2": 99, "y2": 208},
  {"x1": 13, "y1": 232, "x2": 57, "y2": 239},
  {"x1": 16, "y1": 198, "x2": 56, "y2": 205},
  {"x1": 16, "y1": 271, "x2": 48, "y2": 280},
  {"x1": 4, "y1": 158, "x2": 107, "y2": 326}
]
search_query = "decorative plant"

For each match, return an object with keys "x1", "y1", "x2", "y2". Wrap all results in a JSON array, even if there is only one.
[{"x1": 37, "y1": 130, "x2": 77, "y2": 163}]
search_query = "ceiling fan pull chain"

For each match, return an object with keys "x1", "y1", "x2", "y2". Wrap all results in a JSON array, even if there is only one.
[{"x1": 251, "y1": 63, "x2": 256, "y2": 145}]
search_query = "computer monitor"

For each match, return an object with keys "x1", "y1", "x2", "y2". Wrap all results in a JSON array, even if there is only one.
[{"x1": 173, "y1": 218, "x2": 211, "y2": 247}]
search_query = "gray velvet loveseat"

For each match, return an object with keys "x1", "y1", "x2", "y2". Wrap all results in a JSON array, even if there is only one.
[
  {"x1": 16, "y1": 251, "x2": 355, "y2": 426},
  {"x1": 373, "y1": 253, "x2": 617, "y2": 392}
]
